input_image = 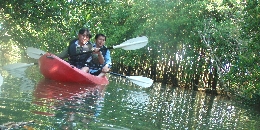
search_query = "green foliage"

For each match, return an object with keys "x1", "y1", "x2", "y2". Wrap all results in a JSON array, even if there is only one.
[{"x1": 0, "y1": 0, "x2": 260, "y2": 105}]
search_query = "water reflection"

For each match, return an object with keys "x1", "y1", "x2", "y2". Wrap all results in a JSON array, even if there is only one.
[
  {"x1": 102, "y1": 82, "x2": 260, "y2": 129},
  {"x1": 1, "y1": 61, "x2": 260, "y2": 129},
  {"x1": 32, "y1": 78, "x2": 107, "y2": 129},
  {"x1": 0, "y1": 75, "x2": 260, "y2": 129},
  {"x1": 123, "y1": 90, "x2": 150, "y2": 109},
  {"x1": 5, "y1": 68, "x2": 35, "y2": 93}
]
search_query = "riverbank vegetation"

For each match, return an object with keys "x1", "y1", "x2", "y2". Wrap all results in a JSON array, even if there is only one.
[{"x1": 0, "y1": 0, "x2": 259, "y2": 106}]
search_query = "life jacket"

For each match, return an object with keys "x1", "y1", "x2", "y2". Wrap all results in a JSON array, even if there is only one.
[{"x1": 68, "y1": 39, "x2": 93, "y2": 69}]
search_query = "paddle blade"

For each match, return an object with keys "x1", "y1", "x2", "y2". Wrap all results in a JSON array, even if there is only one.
[
  {"x1": 113, "y1": 36, "x2": 148, "y2": 50},
  {"x1": 26, "y1": 47, "x2": 46, "y2": 59},
  {"x1": 126, "y1": 76, "x2": 153, "y2": 88},
  {"x1": 0, "y1": 74, "x2": 3, "y2": 86},
  {"x1": 3, "y1": 63, "x2": 36, "y2": 70}
]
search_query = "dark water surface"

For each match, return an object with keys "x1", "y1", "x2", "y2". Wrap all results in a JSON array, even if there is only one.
[{"x1": 0, "y1": 55, "x2": 260, "y2": 129}]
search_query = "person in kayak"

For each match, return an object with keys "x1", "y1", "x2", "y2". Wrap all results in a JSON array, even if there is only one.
[
  {"x1": 89, "y1": 33, "x2": 112, "y2": 77},
  {"x1": 57, "y1": 28, "x2": 104, "y2": 73}
]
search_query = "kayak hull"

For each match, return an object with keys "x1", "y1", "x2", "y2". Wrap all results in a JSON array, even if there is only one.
[{"x1": 38, "y1": 53, "x2": 109, "y2": 85}]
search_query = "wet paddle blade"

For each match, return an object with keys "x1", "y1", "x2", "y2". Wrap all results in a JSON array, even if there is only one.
[
  {"x1": 26, "y1": 47, "x2": 46, "y2": 59},
  {"x1": 109, "y1": 72, "x2": 153, "y2": 88},
  {"x1": 113, "y1": 36, "x2": 148, "y2": 50},
  {"x1": 126, "y1": 76, "x2": 153, "y2": 88},
  {"x1": 0, "y1": 74, "x2": 3, "y2": 86},
  {"x1": 3, "y1": 63, "x2": 36, "y2": 70}
]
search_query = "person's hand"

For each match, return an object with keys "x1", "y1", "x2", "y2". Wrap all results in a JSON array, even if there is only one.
[
  {"x1": 92, "y1": 47, "x2": 100, "y2": 53},
  {"x1": 102, "y1": 64, "x2": 110, "y2": 73}
]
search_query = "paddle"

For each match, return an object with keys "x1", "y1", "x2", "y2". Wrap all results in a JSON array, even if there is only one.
[
  {"x1": 26, "y1": 36, "x2": 148, "y2": 59},
  {"x1": 3, "y1": 63, "x2": 153, "y2": 88},
  {"x1": 109, "y1": 72, "x2": 153, "y2": 88},
  {"x1": 3, "y1": 63, "x2": 37, "y2": 70},
  {"x1": 26, "y1": 47, "x2": 46, "y2": 59},
  {"x1": 0, "y1": 74, "x2": 3, "y2": 87}
]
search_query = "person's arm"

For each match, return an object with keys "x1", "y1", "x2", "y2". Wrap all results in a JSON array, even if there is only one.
[
  {"x1": 92, "y1": 47, "x2": 105, "y2": 65},
  {"x1": 104, "y1": 49, "x2": 112, "y2": 68},
  {"x1": 97, "y1": 51, "x2": 105, "y2": 65},
  {"x1": 101, "y1": 50, "x2": 112, "y2": 72},
  {"x1": 56, "y1": 47, "x2": 69, "y2": 59}
]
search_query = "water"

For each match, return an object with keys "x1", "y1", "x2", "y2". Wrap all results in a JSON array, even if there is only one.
[{"x1": 0, "y1": 60, "x2": 260, "y2": 129}]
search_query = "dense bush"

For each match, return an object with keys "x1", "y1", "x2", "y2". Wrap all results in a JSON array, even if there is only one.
[{"x1": 0, "y1": 0, "x2": 259, "y2": 105}]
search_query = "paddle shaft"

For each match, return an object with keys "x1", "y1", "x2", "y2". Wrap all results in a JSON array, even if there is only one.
[
  {"x1": 109, "y1": 72, "x2": 127, "y2": 78},
  {"x1": 27, "y1": 36, "x2": 148, "y2": 59},
  {"x1": 72, "y1": 47, "x2": 113, "y2": 56}
]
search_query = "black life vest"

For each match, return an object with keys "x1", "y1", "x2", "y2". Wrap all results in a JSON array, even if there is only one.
[{"x1": 68, "y1": 39, "x2": 93, "y2": 69}]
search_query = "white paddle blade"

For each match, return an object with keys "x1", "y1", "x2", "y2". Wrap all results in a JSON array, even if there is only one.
[
  {"x1": 3, "y1": 63, "x2": 36, "y2": 70},
  {"x1": 0, "y1": 74, "x2": 3, "y2": 86},
  {"x1": 126, "y1": 76, "x2": 153, "y2": 88},
  {"x1": 113, "y1": 36, "x2": 148, "y2": 50},
  {"x1": 26, "y1": 47, "x2": 46, "y2": 59}
]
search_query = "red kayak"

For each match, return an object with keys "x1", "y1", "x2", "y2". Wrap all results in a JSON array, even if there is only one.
[{"x1": 38, "y1": 53, "x2": 109, "y2": 85}]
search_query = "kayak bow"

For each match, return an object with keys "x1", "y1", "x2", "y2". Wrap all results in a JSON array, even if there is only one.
[{"x1": 39, "y1": 53, "x2": 109, "y2": 85}]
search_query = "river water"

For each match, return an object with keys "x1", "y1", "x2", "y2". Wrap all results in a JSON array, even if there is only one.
[{"x1": 0, "y1": 52, "x2": 260, "y2": 129}]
